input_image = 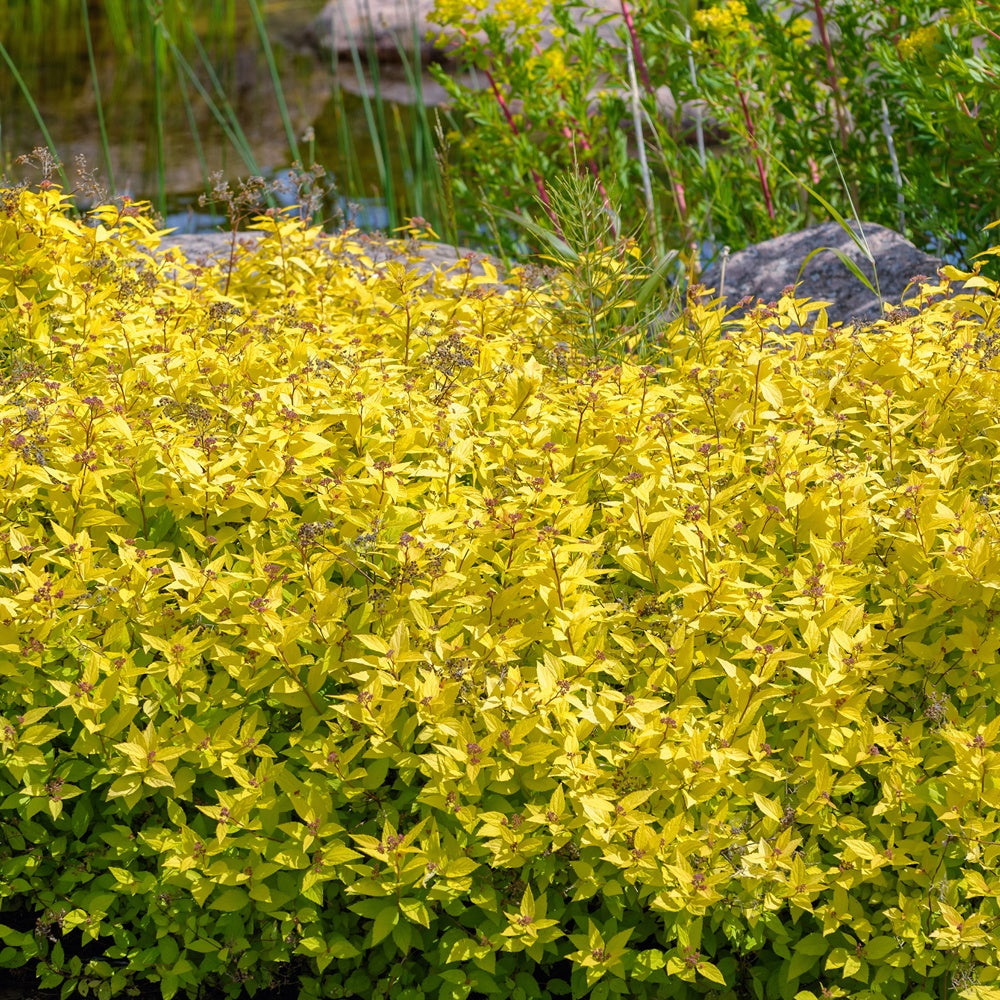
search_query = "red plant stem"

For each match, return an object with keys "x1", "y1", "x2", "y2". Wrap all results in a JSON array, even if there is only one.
[
  {"x1": 485, "y1": 67, "x2": 560, "y2": 229},
  {"x1": 735, "y1": 76, "x2": 775, "y2": 221},
  {"x1": 812, "y1": 0, "x2": 849, "y2": 149},
  {"x1": 620, "y1": 0, "x2": 653, "y2": 95}
]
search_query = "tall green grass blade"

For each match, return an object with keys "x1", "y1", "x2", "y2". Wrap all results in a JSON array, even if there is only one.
[
  {"x1": 0, "y1": 37, "x2": 71, "y2": 191},
  {"x1": 142, "y1": 2, "x2": 262, "y2": 181},
  {"x1": 625, "y1": 38, "x2": 658, "y2": 255},
  {"x1": 343, "y1": 22, "x2": 396, "y2": 228},
  {"x1": 759, "y1": 138, "x2": 884, "y2": 312},
  {"x1": 634, "y1": 250, "x2": 680, "y2": 311},
  {"x1": 762, "y1": 142, "x2": 872, "y2": 261},
  {"x1": 734, "y1": 144, "x2": 878, "y2": 313},
  {"x1": 320, "y1": 31, "x2": 363, "y2": 213},
  {"x1": 183, "y1": 27, "x2": 259, "y2": 170},
  {"x1": 362, "y1": 38, "x2": 397, "y2": 227},
  {"x1": 797, "y1": 245, "x2": 880, "y2": 304},
  {"x1": 103, "y1": 0, "x2": 135, "y2": 59},
  {"x1": 388, "y1": 24, "x2": 442, "y2": 226},
  {"x1": 390, "y1": 103, "x2": 416, "y2": 214},
  {"x1": 247, "y1": 0, "x2": 301, "y2": 165},
  {"x1": 433, "y1": 112, "x2": 459, "y2": 248},
  {"x1": 151, "y1": 18, "x2": 167, "y2": 215},
  {"x1": 173, "y1": 46, "x2": 260, "y2": 175},
  {"x1": 334, "y1": 92, "x2": 365, "y2": 213},
  {"x1": 81, "y1": 0, "x2": 116, "y2": 194}
]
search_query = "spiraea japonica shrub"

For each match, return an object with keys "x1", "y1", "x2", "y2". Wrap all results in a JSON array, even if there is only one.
[{"x1": 3, "y1": 186, "x2": 1000, "y2": 1000}]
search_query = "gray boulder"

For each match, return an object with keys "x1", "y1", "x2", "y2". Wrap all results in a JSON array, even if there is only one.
[
  {"x1": 696, "y1": 221, "x2": 944, "y2": 326},
  {"x1": 155, "y1": 230, "x2": 505, "y2": 288}
]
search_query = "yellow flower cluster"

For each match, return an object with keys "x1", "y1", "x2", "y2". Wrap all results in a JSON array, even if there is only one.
[
  {"x1": 693, "y1": 0, "x2": 751, "y2": 38},
  {"x1": 431, "y1": 0, "x2": 489, "y2": 30},
  {"x1": 788, "y1": 15, "x2": 813, "y2": 47},
  {"x1": 542, "y1": 45, "x2": 570, "y2": 84},
  {"x1": 431, "y1": 0, "x2": 548, "y2": 51},
  {"x1": 488, "y1": 0, "x2": 548, "y2": 35},
  {"x1": 896, "y1": 22, "x2": 940, "y2": 61}
]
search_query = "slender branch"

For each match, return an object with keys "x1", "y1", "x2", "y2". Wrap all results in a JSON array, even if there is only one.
[
  {"x1": 812, "y1": 0, "x2": 851, "y2": 149},
  {"x1": 485, "y1": 68, "x2": 560, "y2": 230},
  {"x1": 620, "y1": 0, "x2": 653, "y2": 95},
  {"x1": 735, "y1": 77, "x2": 775, "y2": 221}
]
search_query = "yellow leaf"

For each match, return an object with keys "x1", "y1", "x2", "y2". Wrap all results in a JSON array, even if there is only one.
[
  {"x1": 753, "y1": 793, "x2": 784, "y2": 823},
  {"x1": 759, "y1": 380, "x2": 783, "y2": 409}
]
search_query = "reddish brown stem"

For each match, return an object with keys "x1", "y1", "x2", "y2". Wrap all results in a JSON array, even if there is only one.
[
  {"x1": 812, "y1": 0, "x2": 850, "y2": 149},
  {"x1": 485, "y1": 68, "x2": 560, "y2": 229},
  {"x1": 735, "y1": 77, "x2": 775, "y2": 221},
  {"x1": 620, "y1": 0, "x2": 653, "y2": 95}
]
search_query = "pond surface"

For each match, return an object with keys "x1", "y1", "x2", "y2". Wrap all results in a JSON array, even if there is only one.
[{"x1": 0, "y1": 0, "x2": 447, "y2": 236}]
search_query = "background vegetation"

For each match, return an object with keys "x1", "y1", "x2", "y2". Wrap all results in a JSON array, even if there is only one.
[
  {"x1": 430, "y1": 0, "x2": 999, "y2": 268},
  {"x1": 2, "y1": 0, "x2": 998, "y2": 272}
]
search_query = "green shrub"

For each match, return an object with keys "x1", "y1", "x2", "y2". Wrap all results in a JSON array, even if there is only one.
[
  {"x1": 430, "y1": 0, "x2": 1000, "y2": 267},
  {"x1": 3, "y1": 187, "x2": 1000, "y2": 1000}
]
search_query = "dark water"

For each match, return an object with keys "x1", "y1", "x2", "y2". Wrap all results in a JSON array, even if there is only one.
[{"x1": 0, "y1": 0, "x2": 436, "y2": 234}]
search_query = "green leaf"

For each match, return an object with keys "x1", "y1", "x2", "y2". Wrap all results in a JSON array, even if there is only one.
[
  {"x1": 297, "y1": 936, "x2": 325, "y2": 956},
  {"x1": 371, "y1": 904, "x2": 398, "y2": 946},
  {"x1": 794, "y1": 933, "x2": 828, "y2": 957},
  {"x1": 349, "y1": 898, "x2": 388, "y2": 918},
  {"x1": 788, "y1": 949, "x2": 819, "y2": 981},
  {"x1": 166, "y1": 798, "x2": 186, "y2": 827},
  {"x1": 634, "y1": 251, "x2": 680, "y2": 311},
  {"x1": 70, "y1": 798, "x2": 93, "y2": 839},
  {"x1": 864, "y1": 936, "x2": 898, "y2": 961},
  {"x1": 392, "y1": 918, "x2": 414, "y2": 953},
  {"x1": 301, "y1": 881, "x2": 324, "y2": 904},
  {"x1": 635, "y1": 949, "x2": 666, "y2": 972},
  {"x1": 106, "y1": 774, "x2": 142, "y2": 800},
  {"x1": 323, "y1": 843, "x2": 362, "y2": 864},
  {"x1": 447, "y1": 937, "x2": 477, "y2": 963},
  {"x1": 327, "y1": 935, "x2": 361, "y2": 959},
  {"x1": 210, "y1": 888, "x2": 249, "y2": 912},
  {"x1": 797, "y1": 246, "x2": 879, "y2": 304},
  {"x1": 158, "y1": 935, "x2": 179, "y2": 966},
  {"x1": 492, "y1": 207, "x2": 579, "y2": 262}
]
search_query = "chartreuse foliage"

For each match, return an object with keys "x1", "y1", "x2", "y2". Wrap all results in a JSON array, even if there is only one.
[{"x1": 4, "y1": 186, "x2": 1000, "y2": 1000}]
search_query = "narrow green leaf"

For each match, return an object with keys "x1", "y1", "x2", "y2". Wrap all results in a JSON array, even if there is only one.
[{"x1": 797, "y1": 246, "x2": 880, "y2": 305}]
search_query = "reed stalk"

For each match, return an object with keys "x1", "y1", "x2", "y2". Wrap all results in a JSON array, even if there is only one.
[
  {"x1": 176, "y1": 63, "x2": 212, "y2": 202},
  {"x1": 811, "y1": 0, "x2": 851, "y2": 151},
  {"x1": 151, "y1": 19, "x2": 167, "y2": 214},
  {"x1": 248, "y1": 0, "x2": 300, "y2": 165},
  {"x1": 80, "y1": 0, "x2": 116, "y2": 192},
  {"x1": 484, "y1": 68, "x2": 558, "y2": 230},
  {"x1": 6, "y1": 0, "x2": 448, "y2": 239},
  {"x1": 331, "y1": 0, "x2": 398, "y2": 227},
  {"x1": 625, "y1": 40, "x2": 657, "y2": 253}
]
